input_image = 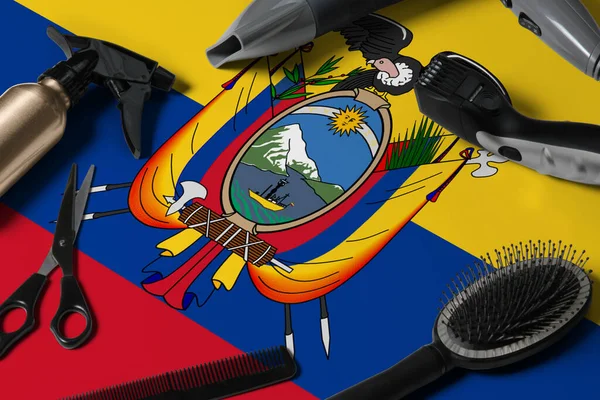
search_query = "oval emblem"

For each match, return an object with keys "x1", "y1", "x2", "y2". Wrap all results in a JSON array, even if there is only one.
[{"x1": 222, "y1": 89, "x2": 392, "y2": 233}]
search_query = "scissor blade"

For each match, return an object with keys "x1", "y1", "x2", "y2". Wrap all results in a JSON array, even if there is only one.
[
  {"x1": 51, "y1": 164, "x2": 77, "y2": 276},
  {"x1": 74, "y1": 165, "x2": 95, "y2": 236},
  {"x1": 38, "y1": 165, "x2": 94, "y2": 276},
  {"x1": 37, "y1": 249, "x2": 58, "y2": 276}
]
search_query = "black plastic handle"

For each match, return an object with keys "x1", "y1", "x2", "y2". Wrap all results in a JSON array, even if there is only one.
[
  {"x1": 506, "y1": 112, "x2": 600, "y2": 155},
  {"x1": 0, "y1": 273, "x2": 47, "y2": 358},
  {"x1": 327, "y1": 344, "x2": 450, "y2": 400},
  {"x1": 49, "y1": 276, "x2": 93, "y2": 350}
]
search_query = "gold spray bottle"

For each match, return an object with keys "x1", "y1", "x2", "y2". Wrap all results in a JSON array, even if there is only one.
[{"x1": 0, "y1": 26, "x2": 175, "y2": 197}]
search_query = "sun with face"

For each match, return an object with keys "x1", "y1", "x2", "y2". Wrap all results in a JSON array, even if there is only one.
[{"x1": 328, "y1": 106, "x2": 367, "y2": 136}]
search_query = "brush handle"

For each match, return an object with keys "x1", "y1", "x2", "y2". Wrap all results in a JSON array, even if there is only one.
[{"x1": 327, "y1": 344, "x2": 450, "y2": 400}]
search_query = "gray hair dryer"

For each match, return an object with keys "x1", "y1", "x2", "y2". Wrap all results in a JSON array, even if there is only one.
[{"x1": 501, "y1": 0, "x2": 600, "y2": 80}]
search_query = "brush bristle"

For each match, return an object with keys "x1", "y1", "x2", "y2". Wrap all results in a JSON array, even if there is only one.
[
  {"x1": 439, "y1": 240, "x2": 592, "y2": 348},
  {"x1": 63, "y1": 346, "x2": 295, "y2": 400}
]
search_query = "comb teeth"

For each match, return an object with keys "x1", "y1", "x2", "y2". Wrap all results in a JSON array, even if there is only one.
[
  {"x1": 418, "y1": 56, "x2": 469, "y2": 96},
  {"x1": 439, "y1": 240, "x2": 593, "y2": 348},
  {"x1": 62, "y1": 346, "x2": 296, "y2": 400}
]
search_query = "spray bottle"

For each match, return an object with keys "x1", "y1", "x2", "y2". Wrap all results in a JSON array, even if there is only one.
[{"x1": 0, "y1": 26, "x2": 176, "y2": 197}]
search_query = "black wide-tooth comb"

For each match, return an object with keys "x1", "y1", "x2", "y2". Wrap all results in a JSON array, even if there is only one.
[
  {"x1": 328, "y1": 240, "x2": 594, "y2": 400},
  {"x1": 63, "y1": 346, "x2": 296, "y2": 400}
]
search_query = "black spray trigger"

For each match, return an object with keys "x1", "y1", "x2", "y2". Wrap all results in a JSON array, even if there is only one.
[
  {"x1": 45, "y1": 26, "x2": 176, "y2": 159},
  {"x1": 108, "y1": 80, "x2": 151, "y2": 159}
]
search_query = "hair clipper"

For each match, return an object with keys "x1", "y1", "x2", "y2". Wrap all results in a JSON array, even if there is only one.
[{"x1": 414, "y1": 51, "x2": 600, "y2": 185}]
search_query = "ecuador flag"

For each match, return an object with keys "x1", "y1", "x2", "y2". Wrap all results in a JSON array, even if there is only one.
[{"x1": 1, "y1": 0, "x2": 600, "y2": 398}]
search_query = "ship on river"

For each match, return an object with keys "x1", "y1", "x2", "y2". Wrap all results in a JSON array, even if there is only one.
[{"x1": 249, "y1": 179, "x2": 294, "y2": 211}]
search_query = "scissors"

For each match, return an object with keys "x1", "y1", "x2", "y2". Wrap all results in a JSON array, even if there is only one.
[{"x1": 0, "y1": 164, "x2": 95, "y2": 358}]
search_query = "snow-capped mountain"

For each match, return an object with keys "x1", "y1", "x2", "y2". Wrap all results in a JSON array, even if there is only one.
[{"x1": 241, "y1": 124, "x2": 320, "y2": 181}]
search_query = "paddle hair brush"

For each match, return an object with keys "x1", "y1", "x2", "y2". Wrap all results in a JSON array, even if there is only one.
[
  {"x1": 62, "y1": 346, "x2": 296, "y2": 400},
  {"x1": 328, "y1": 240, "x2": 593, "y2": 399}
]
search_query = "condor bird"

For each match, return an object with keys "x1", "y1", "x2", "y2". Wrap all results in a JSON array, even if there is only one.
[{"x1": 333, "y1": 14, "x2": 422, "y2": 98}]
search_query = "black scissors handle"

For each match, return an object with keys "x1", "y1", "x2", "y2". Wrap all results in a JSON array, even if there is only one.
[
  {"x1": 0, "y1": 273, "x2": 47, "y2": 358},
  {"x1": 49, "y1": 275, "x2": 93, "y2": 349}
]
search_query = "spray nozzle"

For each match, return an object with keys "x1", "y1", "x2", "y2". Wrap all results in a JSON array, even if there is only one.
[{"x1": 41, "y1": 26, "x2": 176, "y2": 159}]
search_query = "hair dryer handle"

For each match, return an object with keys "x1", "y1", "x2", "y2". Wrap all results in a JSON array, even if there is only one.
[{"x1": 309, "y1": 0, "x2": 409, "y2": 38}]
